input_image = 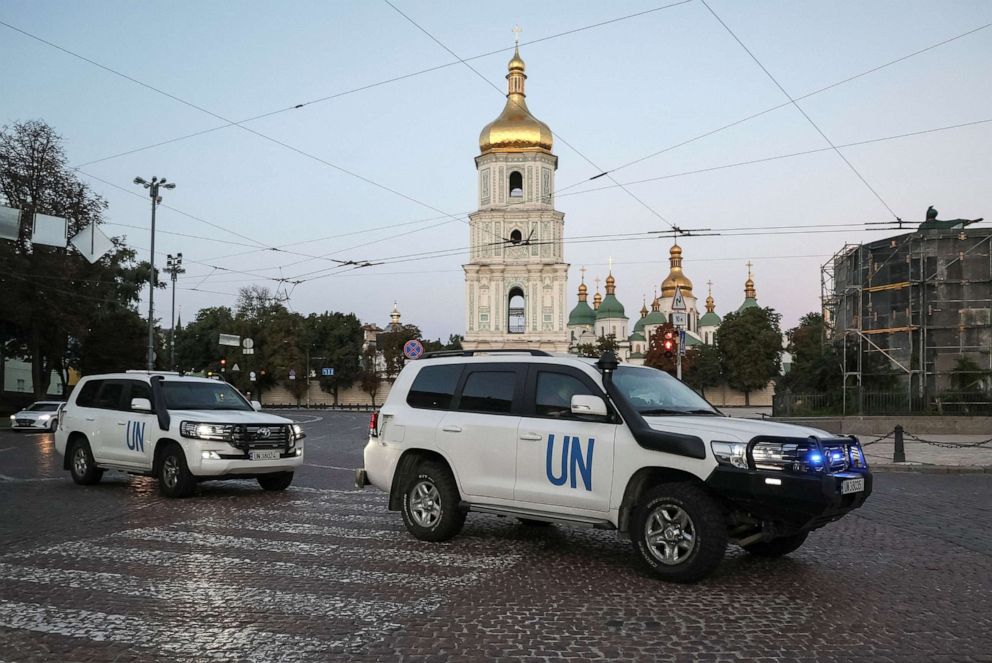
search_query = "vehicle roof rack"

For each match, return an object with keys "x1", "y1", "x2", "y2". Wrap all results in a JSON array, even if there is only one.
[
  {"x1": 125, "y1": 370, "x2": 181, "y2": 375},
  {"x1": 419, "y1": 349, "x2": 551, "y2": 359}
]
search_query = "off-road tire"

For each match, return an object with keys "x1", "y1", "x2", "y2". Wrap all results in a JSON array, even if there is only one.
[
  {"x1": 158, "y1": 444, "x2": 196, "y2": 498},
  {"x1": 258, "y1": 471, "x2": 294, "y2": 491},
  {"x1": 631, "y1": 482, "x2": 727, "y2": 583},
  {"x1": 743, "y1": 532, "x2": 809, "y2": 557},
  {"x1": 68, "y1": 439, "x2": 103, "y2": 485},
  {"x1": 401, "y1": 460, "x2": 465, "y2": 542}
]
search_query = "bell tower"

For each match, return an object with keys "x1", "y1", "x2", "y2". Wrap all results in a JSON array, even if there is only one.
[{"x1": 463, "y1": 37, "x2": 569, "y2": 352}]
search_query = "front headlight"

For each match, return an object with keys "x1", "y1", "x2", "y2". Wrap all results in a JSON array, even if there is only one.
[
  {"x1": 38, "y1": 415, "x2": 51, "y2": 421},
  {"x1": 180, "y1": 421, "x2": 234, "y2": 441},
  {"x1": 291, "y1": 424, "x2": 305, "y2": 440},
  {"x1": 711, "y1": 441, "x2": 748, "y2": 469}
]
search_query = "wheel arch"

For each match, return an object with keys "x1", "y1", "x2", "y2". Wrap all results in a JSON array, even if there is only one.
[
  {"x1": 63, "y1": 432, "x2": 89, "y2": 470},
  {"x1": 152, "y1": 437, "x2": 182, "y2": 475},
  {"x1": 388, "y1": 448, "x2": 457, "y2": 511},
  {"x1": 617, "y1": 467, "x2": 706, "y2": 534}
]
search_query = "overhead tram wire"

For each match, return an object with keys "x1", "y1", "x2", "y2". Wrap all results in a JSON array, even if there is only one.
[
  {"x1": 64, "y1": 1, "x2": 695, "y2": 170},
  {"x1": 382, "y1": 0, "x2": 691, "y2": 234},
  {"x1": 555, "y1": 20, "x2": 991, "y2": 191},
  {"x1": 699, "y1": 0, "x2": 901, "y2": 220}
]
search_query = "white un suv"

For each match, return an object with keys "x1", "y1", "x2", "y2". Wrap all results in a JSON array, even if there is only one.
[
  {"x1": 55, "y1": 371, "x2": 305, "y2": 497},
  {"x1": 357, "y1": 350, "x2": 871, "y2": 583}
]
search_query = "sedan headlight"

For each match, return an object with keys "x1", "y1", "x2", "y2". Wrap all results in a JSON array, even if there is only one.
[
  {"x1": 710, "y1": 441, "x2": 748, "y2": 469},
  {"x1": 180, "y1": 421, "x2": 234, "y2": 441},
  {"x1": 38, "y1": 414, "x2": 51, "y2": 421}
]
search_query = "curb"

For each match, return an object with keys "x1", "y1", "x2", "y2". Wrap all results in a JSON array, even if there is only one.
[{"x1": 871, "y1": 464, "x2": 992, "y2": 474}]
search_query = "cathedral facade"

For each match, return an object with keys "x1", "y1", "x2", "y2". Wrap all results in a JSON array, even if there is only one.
[{"x1": 462, "y1": 45, "x2": 570, "y2": 353}]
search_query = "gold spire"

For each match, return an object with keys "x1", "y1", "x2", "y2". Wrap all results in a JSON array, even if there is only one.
[
  {"x1": 389, "y1": 301, "x2": 401, "y2": 329},
  {"x1": 605, "y1": 259, "x2": 616, "y2": 295},
  {"x1": 651, "y1": 287, "x2": 661, "y2": 312},
  {"x1": 661, "y1": 243, "x2": 694, "y2": 298},
  {"x1": 744, "y1": 261, "x2": 756, "y2": 299},
  {"x1": 577, "y1": 266, "x2": 588, "y2": 302},
  {"x1": 593, "y1": 276, "x2": 602, "y2": 310},
  {"x1": 478, "y1": 36, "x2": 553, "y2": 154},
  {"x1": 705, "y1": 280, "x2": 715, "y2": 313},
  {"x1": 640, "y1": 295, "x2": 649, "y2": 318}
]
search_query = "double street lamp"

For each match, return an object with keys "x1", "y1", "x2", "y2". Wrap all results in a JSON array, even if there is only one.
[
  {"x1": 133, "y1": 176, "x2": 176, "y2": 371},
  {"x1": 165, "y1": 253, "x2": 185, "y2": 370}
]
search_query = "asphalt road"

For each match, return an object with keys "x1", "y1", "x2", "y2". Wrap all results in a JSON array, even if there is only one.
[{"x1": 0, "y1": 411, "x2": 990, "y2": 662}]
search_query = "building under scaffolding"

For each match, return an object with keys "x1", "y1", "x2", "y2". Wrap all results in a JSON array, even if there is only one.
[{"x1": 822, "y1": 226, "x2": 991, "y2": 412}]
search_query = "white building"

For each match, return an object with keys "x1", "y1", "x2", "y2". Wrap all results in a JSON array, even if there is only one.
[{"x1": 462, "y1": 44, "x2": 569, "y2": 353}]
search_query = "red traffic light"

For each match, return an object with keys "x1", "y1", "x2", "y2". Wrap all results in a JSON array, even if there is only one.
[{"x1": 220, "y1": 358, "x2": 226, "y2": 366}]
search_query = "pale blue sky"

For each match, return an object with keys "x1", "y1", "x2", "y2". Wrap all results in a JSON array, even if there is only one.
[{"x1": 2, "y1": 0, "x2": 989, "y2": 338}]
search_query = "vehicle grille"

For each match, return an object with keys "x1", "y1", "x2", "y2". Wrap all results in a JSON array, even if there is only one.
[
  {"x1": 230, "y1": 424, "x2": 291, "y2": 450},
  {"x1": 820, "y1": 441, "x2": 850, "y2": 473},
  {"x1": 15, "y1": 419, "x2": 34, "y2": 426}
]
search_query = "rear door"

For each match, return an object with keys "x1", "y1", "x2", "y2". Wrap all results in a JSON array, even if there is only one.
[
  {"x1": 114, "y1": 380, "x2": 157, "y2": 469},
  {"x1": 435, "y1": 363, "x2": 524, "y2": 500},
  {"x1": 514, "y1": 365, "x2": 617, "y2": 512},
  {"x1": 66, "y1": 379, "x2": 104, "y2": 448},
  {"x1": 88, "y1": 380, "x2": 127, "y2": 463}
]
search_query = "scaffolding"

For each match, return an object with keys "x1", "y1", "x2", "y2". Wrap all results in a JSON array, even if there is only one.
[{"x1": 821, "y1": 228, "x2": 992, "y2": 414}]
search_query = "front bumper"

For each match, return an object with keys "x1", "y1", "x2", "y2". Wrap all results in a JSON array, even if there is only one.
[
  {"x1": 706, "y1": 466, "x2": 873, "y2": 531},
  {"x1": 186, "y1": 441, "x2": 304, "y2": 476},
  {"x1": 10, "y1": 418, "x2": 52, "y2": 430}
]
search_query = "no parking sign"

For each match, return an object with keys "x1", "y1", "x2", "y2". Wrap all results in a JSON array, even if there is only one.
[{"x1": 403, "y1": 339, "x2": 424, "y2": 360}]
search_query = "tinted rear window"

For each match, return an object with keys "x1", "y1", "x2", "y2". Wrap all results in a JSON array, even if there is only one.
[
  {"x1": 93, "y1": 382, "x2": 124, "y2": 410},
  {"x1": 458, "y1": 371, "x2": 516, "y2": 414},
  {"x1": 74, "y1": 380, "x2": 102, "y2": 407},
  {"x1": 407, "y1": 365, "x2": 462, "y2": 410}
]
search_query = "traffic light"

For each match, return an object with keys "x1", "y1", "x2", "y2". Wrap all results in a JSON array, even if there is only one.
[
  {"x1": 220, "y1": 358, "x2": 227, "y2": 372},
  {"x1": 663, "y1": 330, "x2": 675, "y2": 358}
]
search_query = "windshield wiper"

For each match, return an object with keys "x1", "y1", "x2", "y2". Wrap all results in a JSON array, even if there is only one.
[{"x1": 639, "y1": 407, "x2": 719, "y2": 416}]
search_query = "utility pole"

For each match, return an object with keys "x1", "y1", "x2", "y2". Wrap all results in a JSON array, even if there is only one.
[
  {"x1": 133, "y1": 176, "x2": 176, "y2": 371},
  {"x1": 165, "y1": 253, "x2": 185, "y2": 370}
]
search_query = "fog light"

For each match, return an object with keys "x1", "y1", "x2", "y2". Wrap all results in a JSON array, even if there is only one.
[
  {"x1": 764, "y1": 477, "x2": 782, "y2": 486},
  {"x1": 294, "y1": 448, "x2": 302, "y2": 456},
  {"x1": 201, "y1": 451, "x2": 221, "y2": 460}
]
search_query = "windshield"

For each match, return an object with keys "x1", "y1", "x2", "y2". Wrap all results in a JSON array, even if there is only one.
[
  {"x1": 27, "y1": 403, "x2": 60, "y2": 412},
  {"x1": 612, "y1": 366, "x2": 719, "y2": 415},
  {"x1": 161, "y1": 381, "x2": 252, "y2": 411}
]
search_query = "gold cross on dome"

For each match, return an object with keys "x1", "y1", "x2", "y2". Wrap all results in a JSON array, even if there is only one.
[
  {"x1": 745, "y1": 260, "x2": 753, "y2": 277},
  {"x1": 580, "y1": 265, "x2": 586, "y2": 283},
  {"x1": 707, "y1": 279, "x2": 713, "y2": 294},
  {"x1": 608, "y1": 256, "x2": 614, "y2": 273},
  {"x1": 594, "y1": 276, "x2": 601, "y2": 292},
  {"x1": 512, "y1": 25, "x2": 522, "y2": 45}
]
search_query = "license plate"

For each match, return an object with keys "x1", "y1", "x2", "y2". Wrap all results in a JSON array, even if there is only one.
[
  {"x1": 249, "y1": 450, "x2": 280, "y2": 461},
  {"x1": 841, "y1": 478, "x2": 865, "y2": 494}
]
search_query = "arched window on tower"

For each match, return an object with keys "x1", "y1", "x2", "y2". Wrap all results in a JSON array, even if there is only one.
[
  {"x1": 509, "y1": 171, "x2": 523, "y2": 198},
  {"x1": 508, "y1": 287, "x2": 525, "y2": 333}
]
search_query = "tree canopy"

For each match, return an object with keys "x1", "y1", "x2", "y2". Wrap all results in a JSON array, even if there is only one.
[{"x1": 716, "y1": 307, "x2": 782, "y2": 405}]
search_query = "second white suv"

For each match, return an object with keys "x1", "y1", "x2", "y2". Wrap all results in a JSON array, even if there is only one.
[
  {"x1": 55, "y1": 371, "x2": 305, "y2": 497},
  {"x1": 358, "y1": 350, "x2": 871, "y2": 583}
]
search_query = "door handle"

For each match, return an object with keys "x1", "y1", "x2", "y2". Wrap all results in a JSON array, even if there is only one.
[
  {"x1": 519, "y1": 433, "x2": 543, "y2": 441},
  {"x1": 117, "y1": 422, "x2": 127, "y2": 426},
  {"x1": 85, "y1": 417, "x2": 95, "y2": 422},
  {"x1": 441, "y1": 425, "x2": 462, "y2": 433}
]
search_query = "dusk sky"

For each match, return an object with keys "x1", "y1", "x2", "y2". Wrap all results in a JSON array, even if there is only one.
[{"x1": 2, "y1": 0, "x2": 989, "y2": 339}]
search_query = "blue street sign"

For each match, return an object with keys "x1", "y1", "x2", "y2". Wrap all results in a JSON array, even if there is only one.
[
  {"x1": 321, "y1": 367, "x2": 334, "y2": 377},
  {"x1": 403, "y1": 339, "x2": 425, "y2": 360},
  {"x1": 678, "y1": 329, "x2": 686, "y2": 356}
]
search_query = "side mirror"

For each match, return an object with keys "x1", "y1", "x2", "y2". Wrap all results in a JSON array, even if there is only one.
[
  {"x1": 251, "y1": 400, "x2": 263, "y2": 412},
  {"x1": 571, "y1": 394, "x2": 608, "y2": 417},
  {"x1": 130, "y1": 397, "x2": 153, "y2": 412}
]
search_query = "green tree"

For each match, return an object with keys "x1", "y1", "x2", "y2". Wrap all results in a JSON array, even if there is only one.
[
  {"x1": 644, "y1": 324, "x2": 678, "y2": 373},
  {"x1": 74, "y1": 307, "x2": 147, "y2": 375},
  {"x1": 716, "y1": 307, "x2": 782, "y2": 405},
  {"x1": 779, "y1": 313, "x2": 842, "y2": 397},
  {"x1": 576, "y1": 333, "x2": 619, "y2": 358},
  {"x1": 359, "y1": 344, "x2": 382, "y2": 406},
  {"x1": 683, "y1": 343, "x2": 723, "y2": 398},
  {"x1": 173, "y1": 306, "x2": 236, "y2": 374},
  {"x1": 0, "y1": 120, "x2": 149, "y2": 395},
  {"x1": 307, "y1": 311, "x2": 363, "y2": 405}
]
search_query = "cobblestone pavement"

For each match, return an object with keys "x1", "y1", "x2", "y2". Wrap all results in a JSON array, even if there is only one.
[{"x1": 1, "y1": 412, "x2": 990, "y2": 662}]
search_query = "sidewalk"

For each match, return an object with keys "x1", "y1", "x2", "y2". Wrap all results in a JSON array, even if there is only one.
[{"x1": 859, "y1": 433, "x2": 992, "y2": 473}]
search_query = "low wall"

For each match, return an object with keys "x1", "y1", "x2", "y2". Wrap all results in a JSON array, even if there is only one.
[{"x1": 773, "y1": 416, "x2": 992, "y2": 436}]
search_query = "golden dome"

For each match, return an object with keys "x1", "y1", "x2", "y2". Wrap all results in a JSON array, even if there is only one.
[
  {"x1": 578, "y1": 282, "x2": 588, "y2": 295},
  {"x1": 479, "y1": 46, "x2": 553, "y2": 154},
  {"x1": 593, "y1": 290, "x2": 603, "y2": 310},
  {"x1": 661, "y1": 243, "x2": 693, "y2": 298}
]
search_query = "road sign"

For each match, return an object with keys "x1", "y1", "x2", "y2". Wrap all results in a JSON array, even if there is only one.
[
  {"x1": 321, "y1": 367, "x2": 335, "y2": 377},
  {"x1": 218, "y1": 333, "x2": 240, "y2": 347},
  {"x1": 243, "y1": 348, "x2": 254, "y2": 355},
  {"x1": 288, "y1": 369, "x2": 297, "y2": 380},
  {"x1": 249, "y1": 371, "x2": 256, "y2": 382},
  {"x1": 672, "y1": 286, "x2": 687, "y2": 311},
  {"x1": 403, "y1": 339, "x2": 425, "y2": 360},
  {"x1": 242, "y1": 338, "x2": 254, "y2": 349},
  {"x1": 672, "y1": 312, "x2": 687, "y2": 328},
  {"x1": 231, "y1": 363, "x2": 240, "y2": 372},
  {"x1": 678, "y1": 329, "x2": 687, "y2": 356}
]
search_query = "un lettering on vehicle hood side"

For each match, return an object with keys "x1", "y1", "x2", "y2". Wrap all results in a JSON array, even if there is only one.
[{"x1": 643, "y1": 416, "x2": 834, "y2": 442}]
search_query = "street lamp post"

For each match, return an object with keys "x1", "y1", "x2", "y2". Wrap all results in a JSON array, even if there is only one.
[
  {"x1": 133, "y1": 176, "x2": 176, "y2": 371},
  {"x1": 165, "y1": 253, "x2": 185, "y2": 370}
]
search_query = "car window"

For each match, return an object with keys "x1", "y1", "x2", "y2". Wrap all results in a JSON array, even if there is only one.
[
  {"x1": 613, "y1": 366, "x2": 718, "y2": 415},
  {"x1": 93, "y1": 382, "x2": 125, "y2": 410},
  {"x1": 127, "y1": 381, "x2": 154, "y2": 411},
  {"x1": 457, "y1": 371, "x2": 516, "y2": 414},
  {"x1": 535, "y1": 372, "x2": 596, "y2": 418},
  {"x1": 407, "y1": 365, "x2": 462, "y2": 410},
  {"x1": 74, "y1": 380, "x2": 102, "y2": 407},
  {"x1": 161, "y1": 381, "x2": 252, "y2": 411},
  {"x1": 27, "y1": 403, "x2": 60, "y2": 412}
]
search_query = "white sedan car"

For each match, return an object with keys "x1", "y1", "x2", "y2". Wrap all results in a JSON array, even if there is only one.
[{"x1": 10, "y1": 401, "x2": 65, "y2": 432}]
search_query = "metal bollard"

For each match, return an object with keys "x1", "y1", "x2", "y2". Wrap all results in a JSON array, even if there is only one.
[{"x1": 893, "y1": 425, "x2": 905, "y2": 463}]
